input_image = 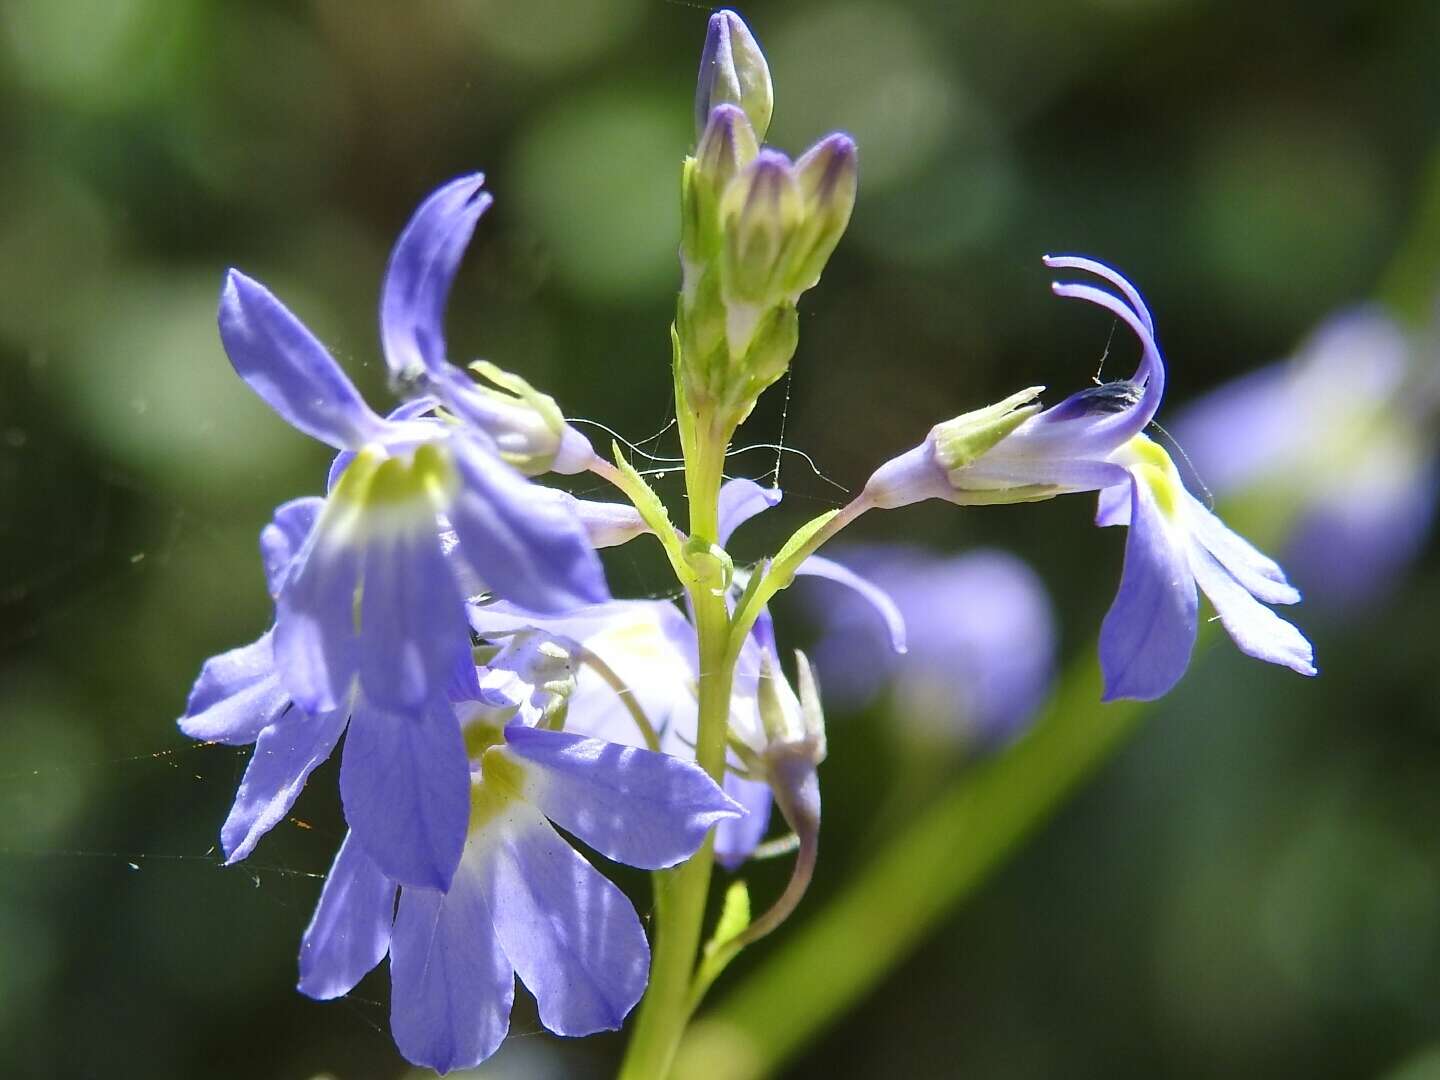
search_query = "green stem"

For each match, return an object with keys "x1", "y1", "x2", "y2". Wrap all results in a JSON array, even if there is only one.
[{"x1": 618, "y1": 388, "x2": 737, "y2": 1079}]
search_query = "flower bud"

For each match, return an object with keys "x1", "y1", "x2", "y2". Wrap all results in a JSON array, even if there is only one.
[
  {"x1": 683, "y1": 105, "x2": 760, "y2": 267},
  {"x1": 444, "y1": 361, "x2": 595, "y2": 475},
  {"x1": 720, "y1": 151, "x2": 804, "y2": 306},
  {"x1": 695, "y1": 103, "x2": 760, "y2": 192},
  {"x1": 695, "y1": 10, "x2": 773, "y2": 143},
  {"x1": 783, "y1": 134, "x2": 859, "y2": 296}
]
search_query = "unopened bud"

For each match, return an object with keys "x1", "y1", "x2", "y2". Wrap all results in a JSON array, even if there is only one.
[
  {"x1": 444, "y1": 362, "x2": 595, "y2": 475},
  {"x1": 683, "y1": 105, "x2": 761, "y2": 267},
  {"x1": 695, "y1": 10, "x2": 773, "y2": 143},
  {"x1": 720, "y1": 151, "x2": 804, "y2": 305},
  {"x1": 783, "y1": 134, "x2": 858, "y2": 296},
  {"x1": 695, "y1": 103, "x2": 759, "y2": 191}
]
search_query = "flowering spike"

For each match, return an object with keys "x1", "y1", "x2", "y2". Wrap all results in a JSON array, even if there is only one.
[{"x1": 695, "y1": 9, "x2": 773, "y2": 143}]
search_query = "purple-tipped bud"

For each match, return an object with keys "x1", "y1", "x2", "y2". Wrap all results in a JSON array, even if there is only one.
[
  {"x1": 720, "y1": 150, "x2": 803, "y2": 305},
  {"x1": 784, "y1": 133, "x2": 859, "y2": 294},
  {"x1": 695, "y1": 10, "x2": 773, "y2": 143},
  {"x1": 695, "y1": 103, "x2": 760, "y2": 192}
]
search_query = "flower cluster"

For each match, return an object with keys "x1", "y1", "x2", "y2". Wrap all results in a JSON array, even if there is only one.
[{"x1": 176, "y1": 8, "x2": 1323, "y2": 1075}]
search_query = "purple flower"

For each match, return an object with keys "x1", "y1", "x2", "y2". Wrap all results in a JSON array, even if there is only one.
[
  {"x1": 215, "y1": 176, "x2": 615, "y2": 883},
  {"x1": 297, "y1": 708, "x2": 740, "y2": 1073},
  {"x1": 802, "y1": 545, "x2": 1056, "y2": 748},
  {"x1": 1173, "y1": 309, "x2": 1439, "y2": 609},
  {"x1": 863, "y1": 257, "x2": 1315, "y2": 701},
  {"x1": 469, "y1": 479, "x2": 902, "y2": 870},
  {"x1": 186, "y1": 580, "x2": 741, "y2": 1073}
]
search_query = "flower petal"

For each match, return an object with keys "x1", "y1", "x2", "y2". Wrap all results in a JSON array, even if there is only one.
[
  {"x1": 340, "y1": 695, "x2": 471, "y2": 890},
  {"x1": 380, "y1": 174, "x2": 493, "y2": 380},
  {"x1": 1095, "y1": 482, "x2": 1130, "y2": 527},
  {"x1": 794, "y1": 554, "x2": 907, "y2": 654},
  {"x1": 718, "y1": 478, "x2": 782, "y2": 545},
  {"x1": 446, "y1": 436, "x2": 610, "y2": 614},
  {"x1": 1099, "y1": 477, "x2": 1198, "y2": 701},
  {"x1": 500, "y1": 725, "x2": 742, "y2": 869},
  {"x1": 1190, "y1": 542, "x2": 1317, "y2": 676},
  {"x1": 356, "y1": 510, "x2": 471, "y2": 711},
  {"x1": 221, "y1": 707, "x2": 349, "y2": 863},
  {"x1": 390, "y1": 868, "x2": 513, "y2": 1073},
  {"x1": 261, "y1": 497, "x2": 324, "y2": 599},
  {"x1": 1183, "y1": 491, "x2": 1300, "y2": 605},
  {"x1": 480, "y1": 803, "x2": 648, "y2": 1036},
  {"x1": 179, "y1": 631, "x2": 289, "y2": 745},
  {"x1": 218, "y1": 270, "x2": 384, "y2": 449},
  {"x1": 273, "y1": 502, "x2": 363, "y2": 714},
  {"x1": 297, "y1": 832, "x2": 397, "y2": 1000},
  {"x1": 714, "y1": 773, "x2": 773, "y2": 870}
]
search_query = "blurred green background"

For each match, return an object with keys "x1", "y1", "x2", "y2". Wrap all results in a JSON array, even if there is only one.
[{"x1": 2, "y1": 0, "x2": 1438, "y2": 1077}]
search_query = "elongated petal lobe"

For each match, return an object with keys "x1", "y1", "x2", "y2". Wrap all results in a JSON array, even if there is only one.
[
  {"x1": 795, "y1": 554, "x2": 907, "y2": 653},
  {"x1": 480, "y1": 803, "x2": 648, "y2": 1035},
  {"x1": 357, "y1": 513, "x2": 470, "y2": 711},
  {"x1": 1190, "y1": 542, "x2": 1317, "y2": 676},
  {"x1": 390, "y1": 866, "x2": 512, "y2": 1073},
  {"x1": 297, "y1": 833, "x2": 397, "y2": 1000},
  {"x1": 341, "y1": 696, "x2": 470, "y2": 890},
  {"x1": 1099, "y1": 478, "x2": 1198, "y2": 701},
  {"x1": 219, "y1": 270, "x2": 383, "y2": 449},
  {"x1": 274, "y1": 507, "x2": 363, "y2": 715},
  {"x1": 221, "y1": 707, "x2": 348, "y2": 863},
  {"x1": 1184, "y1": 491, "x2": 1300, "y2": 605},
  {"x1": 501, "y1": 725, "x2": 742, "y2": 869},
  {"x1": 261, "y1": 496, "x2": 323, "y2": 598},
  {"x1": 380, "y1": 174, "x2": 492, "y2": 380},
  {"x1": 447, "y1": 437, "x2": 609, "y2": 614},
  {"x1": 180, "y1": 631, "x2": 289, "y2": 745}
]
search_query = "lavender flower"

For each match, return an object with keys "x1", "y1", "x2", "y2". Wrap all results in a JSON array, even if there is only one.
[
  {"x1": 214, "y1": 176, "x2": 615, "y2": 886},
  {"x1": 803, "y1": 545, "x2": 1056, "y2": 748},
  {"x1": 1173, "y1": 308, "x2": 1439, "y2": 609},
  {"x1": 187, "y1": 575, "x2": 740, "y2": 1072},
  {"x1": 863, "y1": 257, "x2": 1316, "y2": 701},
  {"x1": 295, "y1": 685, "x2": 740, "y2": 1073}
]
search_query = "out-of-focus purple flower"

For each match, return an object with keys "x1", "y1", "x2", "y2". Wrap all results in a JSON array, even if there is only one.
[
  {"x1": 215, "y1": 176, "x2": 614, "y2": 886},
  {"x1": 1173, "y1": 309, "x2": 1439, "y2": 609},
  {"x1": 863, "y1": 257, "x2": 1315, "y2": 701},
  {"x1": 801, "y1": 545, "x2": 1056, "y2": 749}
]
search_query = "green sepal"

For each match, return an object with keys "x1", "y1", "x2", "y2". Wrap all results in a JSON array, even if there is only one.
[
  {"x1": 608, "y1": 442, "x2": 696, "y2": 586},
  {"x1": 766, "y1": 509, "x2": 839, "y2": 591},
  {"x1": 704, "y1": 880, "x2": 753, "y2": 959},
  {"x1": 933, "y1": 385, "x2": 1045, "y2": 474}
]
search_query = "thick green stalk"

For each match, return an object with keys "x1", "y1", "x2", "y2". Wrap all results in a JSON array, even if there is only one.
[{"x1": 618, "y1": 380, "x2": 738, "y2": 1079}]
